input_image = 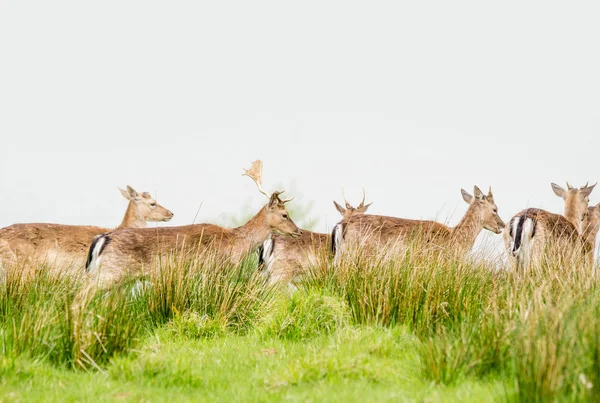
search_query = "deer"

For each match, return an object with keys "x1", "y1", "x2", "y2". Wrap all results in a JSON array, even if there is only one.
[
  {"x1": 504, "y1": 182, "x2": 597, "y2": 270},
  {"x1": 583, "y1": 203, "x2": 600, "y2": 262},
  {"x1": 259, "y1": 189, "x2": 372, "y2": 286},
  {"x1": 0, "y1": 186, "x2": 173, "y2": 275},
  {"x1": 332, "y1": 186, "x2": 505, "y2": 263},
  {"x1": 83, "y1": 160, "x2": 302, "y2": 293}
]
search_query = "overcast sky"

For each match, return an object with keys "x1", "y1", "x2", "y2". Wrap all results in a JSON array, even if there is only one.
[{"x1": 1, "y1": 1, "x2": 599, "y2": 254}]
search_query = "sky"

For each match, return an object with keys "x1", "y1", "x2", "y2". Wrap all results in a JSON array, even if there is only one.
[{"x1": 1, "y1": 1, "x2": 599, "y2": 254}]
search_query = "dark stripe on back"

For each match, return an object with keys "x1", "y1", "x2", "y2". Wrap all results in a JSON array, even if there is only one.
[
  {"x1": 257, "y1": 244, "x2": 264, "y2": 268},
  {"x1": 85, "y1": 234, "x2": 111, "y2": 270},
  {"x1": 331, "y1": 223, "x2": 344, "y2": 255},
  {"x1": 512, "y1": 211, "x2": 538, "y2": 254},
  {"x1": 513, "y1": 215, "x2": 527, "y2": 253},
  {"x1": 258, "y1": 237, "x2": 275, "y2": 270}
]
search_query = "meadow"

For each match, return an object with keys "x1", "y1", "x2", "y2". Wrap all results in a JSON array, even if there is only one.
[{"x1": 1, "y1": 240, "x2": 600, "y2": 403}]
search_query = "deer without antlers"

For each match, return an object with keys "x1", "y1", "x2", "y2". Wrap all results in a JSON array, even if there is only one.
[
  {"x1": 505, "y1": 182, "x2": 597, "y2": 270},
  {"x1": 332, "y1": 186, "x2": 505, "y2": 262},
  {"x1": 259, "y1": 189, "x2": 373, "y2": 286},
  {"x1": 83, "y1": 160, "x2": 302, "y2": 293},
  {"x1": 0, "y1": 186, "x2": 173, "y2": 275}
]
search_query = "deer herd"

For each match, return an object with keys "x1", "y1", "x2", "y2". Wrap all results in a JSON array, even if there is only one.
[{"x1": 1, "y1": 160, "x2": 599, "y2": 300}]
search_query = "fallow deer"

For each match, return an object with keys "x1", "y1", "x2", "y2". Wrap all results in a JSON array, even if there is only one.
[
  {"x1": 332, "y1": 186, "x2": 505, "y2": 262},
  {"x1": 583, "y1": 203, "x2": 600, "y2": 261},
  {"x1": 504, "y1": 182, "x2": 596, "y2": 270},
  {"x1": 0, "y1": 186, "x2": 173, "y2": 274},
  {"x1": 83, "y1": 160, "x2": 302, "y2": 292},
  {"x1": 259, "y1": 189, "x2": 372, "y2": 286}
]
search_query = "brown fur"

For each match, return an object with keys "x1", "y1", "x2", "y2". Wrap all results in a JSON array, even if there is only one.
[
  {"x1": 261, "y1": 231, "x2": 330, "y2": 286},
  {"x1": 583, "y1": 204, "x2": 600, "y2": 250},
  {"x1": 505, "y1": 182, "x2": 596, "y2": 270},
  {"x1": 503, "y1": 206, "x2": 599, "y2": 269},
  {"x1": 84, "y1": 193, "x2": 302, "y2": 291},
  {"x1": 0, "y1": 186, "x2": 173, "y2": 273},
  {"x1": 551, "y1": 182, "x2": 595, "y2": 233},
  {"x1": 262, "y1": 196, "x2": 372, "y2": 286},
  {"x1": 334, "y1": 186, "x2": 504, "y2": 261}
]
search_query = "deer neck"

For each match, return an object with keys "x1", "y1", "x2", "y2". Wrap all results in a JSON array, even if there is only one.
[
  {"x1": 450, "y1": 203, "x2": 483, "y2": 251},
  {"x1": 232, "y1": 206, "x2": 273, "y2": 253},
  {"x1": 564, "y1": 200, "x2": 583, "y2": 233},
  {"x1": 117, "y1": 201, "x2": 147, "y2": 229},
  {"x1": 582, "y1": 222, "x2": 600, "y2": 252}
]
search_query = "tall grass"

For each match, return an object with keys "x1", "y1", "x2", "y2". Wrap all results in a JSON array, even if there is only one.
[
  {"x1": 0, "y1": 253, "x2": 272, "y2": 369},
  {"x1": 302, "y1": 239, "x2": 600, "y2": 401},
  {"x1": 2, "y1": 237, "x2": 600, "y2": 401}
]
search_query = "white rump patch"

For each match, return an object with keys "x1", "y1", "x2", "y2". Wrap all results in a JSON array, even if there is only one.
[
  {"x1": 332, "y1": 222, "x2": 344, "y2": 264},
  {"x1": 509, "y1": 218, "x2": 518, "y2": 253},
  {"x1": 87, "y1": 236, "x2": 107, "y2": 273},
  {"x1": 516, "y1": 218, "x2": 535, "y2": 269},
  {"x1": 261, "y1": 238, "x2": 275, "y2": 275}
]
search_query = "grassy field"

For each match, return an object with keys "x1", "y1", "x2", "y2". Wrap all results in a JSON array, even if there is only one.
[{"x1": 1, "y1": 248, "x2": 600, "y2": 402}]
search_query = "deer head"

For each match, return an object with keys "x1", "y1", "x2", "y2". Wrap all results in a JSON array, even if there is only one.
[
  {"x1": 119, "y1": 185, "x2": 174, "y2": 226},
  {"x1": 333, "y1": 188, "x2": 373, "y2": 220},
  {"x1": 243, "y1": 160, "x2": 302, "y2": 237},
  {"x1": 461, "y1": 186, "x2": 504, "y2": 234},
  {"x1": 551, "y1": 182, "x2": 596, "y2": 233}
]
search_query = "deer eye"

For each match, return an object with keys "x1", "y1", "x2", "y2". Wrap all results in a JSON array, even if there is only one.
[
  {"x1": 493, "y1": 208, "x2": 498, "y2": 213},
  {"x1": 282, "y1": 214, "x2": 289, "y2": 220},
  {"x1": 150, "y1": 203, "x2": 157, "y2": 207}
]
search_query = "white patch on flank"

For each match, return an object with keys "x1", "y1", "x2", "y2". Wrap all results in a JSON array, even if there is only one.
[
  {"x1": 332, "y1": 222, "x2": 344, "y2": 265},
  {"x1": 517, "y1": 218, "x2": 535, "y2": 269},
  {"x1": 87, "y1": 236, "x2": 107, "y2": 273},
  {"x1": 261, "y1": 238, "x2": 274, "y2": 276},
  {"x1": 509, "y1": 217, "x2": 518, "y2": 253}
]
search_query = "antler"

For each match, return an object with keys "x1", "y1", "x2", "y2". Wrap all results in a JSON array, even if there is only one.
[
  {"x1": 566, "y1": 182, "x2": 574, "y2": 190},
  {"x1": 358, "y1": 188, "x2": 366, "y2": 208},
  {"x1": 581, "y1": 182, "x2": 589, "y2": 190},
  {"x1": 243, "y1": 160, "x2": 270, "y2": 198},
  {"x1": 275, "y1": 191, "x2": 295, "y2": 204},
  {"x1": 342, "y1": 188, "x2": 352, "y2": 209},
  {"x1": 341, "y1": 188, "x2": 368, "y2": 208}
]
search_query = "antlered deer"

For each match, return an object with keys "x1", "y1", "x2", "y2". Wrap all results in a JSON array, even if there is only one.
[
  {"x1": 84, "y1": 160, "x2": 302, "y2": 292},
  {"x1": 0, "y1": 186, "x2": 173, "y2": 273},
  {"x1": 504, "y1": 182, "x2": 596, "y2": 270},
  {"x1": 259, "y1": 189, "x2": 372, "y2": 286},
  {"x1": 332, "y1": 186, "x2": 505, "y2": 262}
]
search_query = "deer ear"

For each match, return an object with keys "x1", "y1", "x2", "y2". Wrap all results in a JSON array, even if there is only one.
[
  {"x1": 268, "y1": 192, "x2": 281, "y2": 207},
  {"x1": 461, "y1": 189, "x2": 473, "y2": 204},
  {"x1": 581, "y1": 183, "x2": 597, "y2": 199},
  {"x1": 473, "y1": 186, "x2": 484, "y2": 200},
  {"x1": 333, "y1": 201, "x2": 346, "y2": 216},
  {"x1": 127, "y1": 186, "x2": 143, "y2": 201},
  {"x1": 551, "y1": 183, "x2": 567, "y2": 200},
  {"x1": 119, "y1": 187, "x2": 131, "y2": 200},
  {"x1": 359, "y1": 202, "x2": 373, "y2": 213}
]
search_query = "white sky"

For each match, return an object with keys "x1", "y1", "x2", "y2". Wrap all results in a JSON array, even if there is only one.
[{"x1": 1, "y1": 1, "x2": 599, "y2": 254}]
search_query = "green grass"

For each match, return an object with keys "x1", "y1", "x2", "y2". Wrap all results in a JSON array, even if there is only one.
[
  {"x1": 0, "y1": 327, "x2": 499, "y2": 402},
  {"x1": 2, "y1": 246, "x2": 600, "y2": 402}
]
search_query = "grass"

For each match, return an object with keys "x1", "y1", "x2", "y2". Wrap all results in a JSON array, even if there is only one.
[{"x1": 1, "y1": 243, "x2": 600, "y2": 402}]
